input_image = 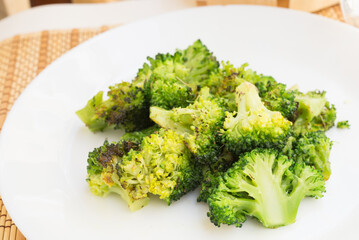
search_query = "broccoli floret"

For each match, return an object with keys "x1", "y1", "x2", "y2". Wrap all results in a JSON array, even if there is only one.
[
  {"x1": 139, "y1": 40, "x2": 219, "y2": 109},
  {"x1": 117, "y1": 149, "x2": 151, "y2": 207},
  {"x1": 76, "y1": 82, "x2": 152, "y2": 132},
  {"x1": 206, "y1": 62, "x2": 297, "y2": 119},
  {"x1": 197, "y1": 169, "x2": 224, "y2": 203},
  {"x1": 121, "y1": 124, "x2": 160, "y2": 142},
  {"x1": 134, "y1": 52, "x2": 188, "y2": 85},
  {"x1": 337, "y1": 120, "x2": 350, "y2": 129},
  {"x1": 222, "y1": 82, "x2": 292, "y2": 155},
  {"x1": 144, "y1": 73, "x2": 195, "y2": 109},
  {"x1": 78, "y1": 40, "x2": 219, "y2": 133},
  {"x1": 241, "y1": 67, "x2": 298, "y2": 120},
  {"x1": 197, "y1": 148, "x2": 236, "y2": 203},
  {"x1": 150, "y1": 87, "x2": 225, "y2": 164},
  {"x1": 293, "y1": 91, "x2": 336, "y2": 133},
  {"x1": 283, "y1": 131, "x2": 332, "y2": 180},
  {"x1": 207, "y1": 149, "x2": 325, "y2": 228},
  {"x1": 138, "y1": 129, "x2": 202, "y2": 204},
  {"x1": 206, "y1": 62, "x2": 246, "y2": 111},
  {"x1": 86, "y1": 139, "x2": 150, "y2": 211},
  {"x1": 178, "y1": 39, "x2": 219, "y2": 90},
  {"x1": 254, "y1": 79, "x2": 297, "y2": 121},
  {"x1": 87, "y1": 127, "x2": 201, "y2": 208}
]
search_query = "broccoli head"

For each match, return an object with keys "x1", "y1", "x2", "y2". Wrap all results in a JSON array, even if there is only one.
[
  {"x1": 283, "y1": 131, "x2": 332, "y2": 180},
  {"x1": 138, "y1": 129, "x2": 202, "y2": 204},
  {"x1": 240, "y1": 67, "x2": 297, "y2": 120},
  {"x1": 207, "y1": 149, "x2": 325, "y2": 228},
  {"x1": 293, "y1": 91, "x2": 336, "y2": 133},
  {"x1": 133, "y1": 52, "x2": 187, "y2": 85},
  {"x1": 144, "y1": 72, "x2": 195, "y2": 109},
  {"x1": 78, "y1": 40, "x2": 219, "y2": 133},
  {"x1": 138, "y1": 40, "x2": 219, "y2": 109},
  {"x1": 222, "y1": 82, "x2": 292, "y2": 155},
  {"x1": 206, "y1": 62, "x2": 246, "y2": 111},
  {"x1": 178, "y1": 39, "x2": 220, "y2": 90},
  {"x1": 254, "y1": 79, "x2": 297, "y2": 121},
  {"x1": 76, "y1": 82, "x2": 152, "y2": 132},
  {"x1": 86, "y1": 139, "x2": 150, "y2": 211},
  {"x1": 197, "y1": 148, "x2": 236, "y2": 203},
  {"x1": 206, "y1": 62, "x2": 297, "y2": 119},
  {"x1": 121, "y1": 124, "x2": 160, "y2": 142},
  {"x1": 150, "y1": 87, "x2": 225, "y2": 164}
]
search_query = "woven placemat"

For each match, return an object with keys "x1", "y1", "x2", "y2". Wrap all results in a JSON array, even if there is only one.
[{"x1": 0, "y1": 4, "x2": 345, "y2": 240}]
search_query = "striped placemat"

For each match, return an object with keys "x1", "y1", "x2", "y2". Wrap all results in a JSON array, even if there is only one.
[{"x1": 0, "y1": 4, "x2": 345, "y2": 240}]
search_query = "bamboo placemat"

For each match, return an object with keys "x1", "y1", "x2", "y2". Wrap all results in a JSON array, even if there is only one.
[{"x1": 0, "y1": 4, "x2": 345, "y2": 240}]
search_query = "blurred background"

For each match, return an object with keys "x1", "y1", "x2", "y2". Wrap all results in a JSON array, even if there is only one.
[{"x1": 0, "y1": 0, "x2": 342, "y2": 20}]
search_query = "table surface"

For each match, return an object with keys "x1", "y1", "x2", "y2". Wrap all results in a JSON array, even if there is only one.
[
  {"x1": 0, "y1": 0, "x2": 201, "y2": 42},
  {"x1": 0, "y1": 3, "x2": 346, "y2": 240}
]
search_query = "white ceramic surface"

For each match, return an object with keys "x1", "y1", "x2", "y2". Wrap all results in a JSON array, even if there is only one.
[
  {"x1": 341, "y1": 0, "x2": 359, "y2": 27},
  {"x1": 0, "y1": 5, "x2": 359, "y2": 240}
]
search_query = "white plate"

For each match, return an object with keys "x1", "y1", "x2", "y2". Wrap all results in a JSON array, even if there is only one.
[{"x1": 1, "y1": 5, "x2": 359, "y2": 240}]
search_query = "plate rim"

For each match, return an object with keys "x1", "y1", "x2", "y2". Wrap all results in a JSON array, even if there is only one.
[{"x1": 0, "y1": 4, "x2": 358, "y2": 239}]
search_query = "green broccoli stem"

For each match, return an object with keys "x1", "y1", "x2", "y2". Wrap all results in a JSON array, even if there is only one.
[
  {"x1": 150, "y1": 106, "x2": 193, "y2": 134},
  {"x1": 254, "y1": 165, "x2": 299, "y2": 228},
  {"x1": 110, "y1": 180, "x2": 150, "y2": 211},
  {"x1": 236, "y1": 82, "x2": 264, "y2": 114},
  {"x1": 76, "y1": 91, "x2": 108, "y2": 132},
  {"x1": 242, "y1": 152, "x2": 302, "y2": 228}
]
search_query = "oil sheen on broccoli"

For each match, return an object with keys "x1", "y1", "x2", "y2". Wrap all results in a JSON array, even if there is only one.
[{"x1": 207, "y1": 149, "x2": 325, "y2": 228}]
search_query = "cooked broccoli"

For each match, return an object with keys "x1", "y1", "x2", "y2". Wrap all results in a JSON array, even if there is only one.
[
  {"x1": 134, "y1": 52, "x2": 187, "y2": 85},
  {"x1": 207, "y1": 149, "x2": 325, "y2": 228},
  {"x1": 140, "y1": 40, "x2": 219, "y2": 109},
  {"x1": 140, "y1": 129, "x2": 202, "y2": 204},
  {"x1": 241, "y1": 66, "x2": 298, "y2": 120},
  {"x1": 86, "y1": 126, "x2": 159, "y2": 210},
  {"x1": 86, "y1": 139, "x2": 150, "y2": 211},
  {"x1": 283, "y1": 131, "x2": 332, "y2": 180},
  {"x1": 78, "y1": 40, "x2": 219, "y2": 132},
  {"x1": 150, "y1": 87, "x2": 225, "y2": 164},
  {"x1": 254, "y1": 78, "x2": 297, "y2": 121},
  {"x1": 76, "y1": 82, "x2": 152, "y2": 132},
  {"x1": 293, "y1": 91, "x2": 336, "y2": 133},
  {"x1": 197, "y1": 148, "x2": 236, "y2": 203},
  {"x1": 198, "y1": 169, "x2": 224, "y2": 204},
  {"x1": 121, "y1": 124, "x2": 160, "y2": 142},
  {"x1": 337, "y1": 120, "x2": 350, "y2": 129},
  {"x1": 206, "y1": 62, "x2": 297, "y2": 119},
  {"x1": 179, "y1": 39, "x2": 220, "y2": 90},
  {"x1": 80, "y1": 40, "x2": 341, "y2": 228},
  {"x1": 139, "y1": 52, "x2": 193, "y2": 109},
  {"x1": 144, "y1": 72, "x2": 195, "y2": 109},
  {"x1": 222, "y1": 82, "x2": 292, "y2": 155},
  {"x1": 206, "y1": 62, "x2": 245, "y2": 111}
]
